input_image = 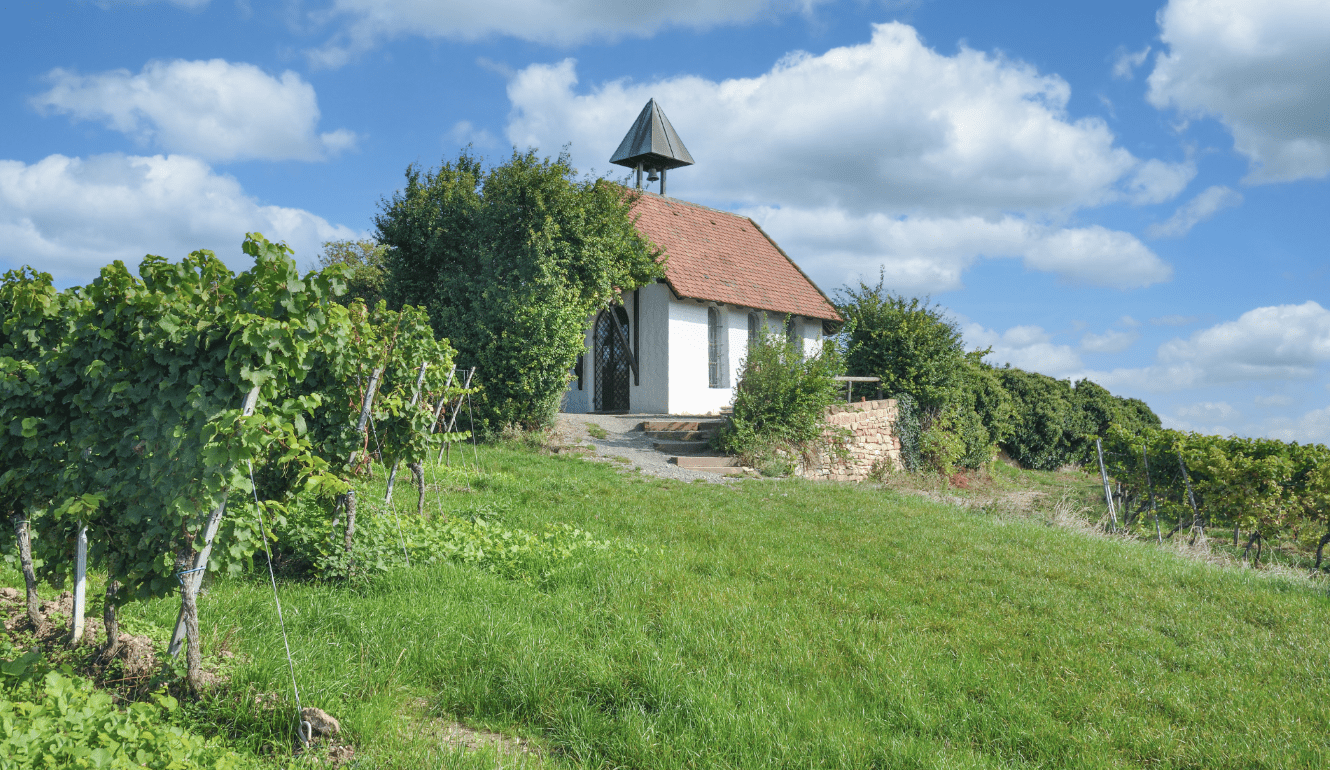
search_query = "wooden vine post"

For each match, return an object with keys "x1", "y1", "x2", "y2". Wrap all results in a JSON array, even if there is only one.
[
  {"x1": 439, "y1": 367, "x2": 476, "y2": 465},
  {"x1": 1095, "y1": 438, "x2": 1119, "y2": 533},
  {"x1": 1142, "y1": 443, "x2": 1162, "y2": 544},
  {"x1": 70, "y1": 523, "x2": 88, "y2": 644},
  {"x1": 1178, "y1": 450, "x2": 1203, "y2": 544},
  {"x1": 169, "y1": 386, "x2": 260, "y2": 661},
  {"x1": 383, "y1": 362, "x2": 430, "y2": 511},
  {"x1": 343, "y1": 367, "x2": 384, "y2": 565}
]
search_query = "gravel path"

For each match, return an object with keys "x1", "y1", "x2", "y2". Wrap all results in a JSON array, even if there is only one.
[{"x1": 554, "y1": 412, "x2": 743, "y2": 483}]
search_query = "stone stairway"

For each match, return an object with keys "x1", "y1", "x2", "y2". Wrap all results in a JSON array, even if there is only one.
[{"x1": 640, "y1": 419, "x2": 745, "y2": 475}]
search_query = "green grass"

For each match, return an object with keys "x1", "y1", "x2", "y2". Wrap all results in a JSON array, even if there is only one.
[{"x1": 7, "y1": 446, "x2": 1330, "y2": 768}]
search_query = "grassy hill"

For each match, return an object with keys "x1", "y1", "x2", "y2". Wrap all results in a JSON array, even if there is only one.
[{"x1": 5, "y1": 445, "x2": 1329, "y2": 768}]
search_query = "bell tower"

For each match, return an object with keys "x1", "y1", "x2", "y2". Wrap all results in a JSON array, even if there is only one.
[{"x1": 609, "y1": 98, "x2": 694, "y2": 197}]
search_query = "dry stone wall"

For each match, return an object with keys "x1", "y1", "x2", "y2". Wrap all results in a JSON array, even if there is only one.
[{"x1": 797, "y1": 399, "x2": 902, "y2": 481}]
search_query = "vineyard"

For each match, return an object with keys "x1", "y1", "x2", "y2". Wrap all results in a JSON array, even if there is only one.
[
  {"x1": 1098, "y1": 425, "x2": 1330, "y2": 568},
  {"x1": 2, "y1": 235, "x2": 1329, "y2": 767},
  {"x1": 0, "y1": 236, "x2": 478, "y2": 746}
]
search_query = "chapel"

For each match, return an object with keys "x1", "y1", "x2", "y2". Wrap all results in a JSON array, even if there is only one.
[{"x1": 561, "y1": 99, "x2": 842, "y2": 415}]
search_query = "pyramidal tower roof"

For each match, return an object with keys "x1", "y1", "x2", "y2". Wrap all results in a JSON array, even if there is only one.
[{"x1": 609, "y1": 99, "x2": 694, "y2": 172}]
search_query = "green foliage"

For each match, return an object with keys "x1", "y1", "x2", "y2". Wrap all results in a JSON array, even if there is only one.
[
  {"x1": 999, "y1": 370, "x2": 1163, "y2": 471},
  {"x1": 714, "y1": 330, "x2": 844, "y2": 466},
  {"x1": 0, "y1": 649, "x2": 255, "y2": 769},
  {"x1": 891, "y1": 393, "x2": 923, "y2": 473},
  {"x1": 316, "y1": 239, "x2": 388, "y2": 309},
  {"x1": 838, "y1": 277, "x2": 968, "y2": 413},
  {"x1": 0, "y1": 236, "x2": 350, "y2": 603},
  {"x1": 273, "y1": 494, "x2": 636, "y2": 586},
  {"x1": 836, "y1": 282, "x2": 1027, "y2": 472},
  {"x1": 998, "y1": 368, "x2": 1084, "y2": 470},
  {"x1": 376, "y1": 149, "x2": 664, "y2": 437}
]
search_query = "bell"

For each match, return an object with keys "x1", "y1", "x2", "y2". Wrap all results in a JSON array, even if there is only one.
[{"x1": 647, "y1": 169, "x2": 659, "y2": 182}]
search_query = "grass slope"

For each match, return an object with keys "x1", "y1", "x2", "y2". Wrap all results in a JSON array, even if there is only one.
[{"x1": 12, "y1": 447, "x2": 1330, "y2": 768}]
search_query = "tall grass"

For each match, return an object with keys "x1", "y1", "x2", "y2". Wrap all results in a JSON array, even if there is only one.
[{"x1": 9, "y1": 446, "x2": 1330, "y2": 768}]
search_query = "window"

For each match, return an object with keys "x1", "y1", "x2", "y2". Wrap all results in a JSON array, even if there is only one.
[
  {"x1": 747, "y1": 311, "x2": 760, "y2": 351},
  {"x1": 708, "y1": 306, "x2": 722, "y2": 388}
]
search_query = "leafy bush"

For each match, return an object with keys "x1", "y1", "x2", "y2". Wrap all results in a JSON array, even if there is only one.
[
  {"x1": 0, "y1": 650, "x2": 255, "y2": 769},
  {"x1": 714, "y1": 330, "x2": 844, "y2": 467},
  {"x1": 271, "y1": 495, "x2": 636, "y2": 587},
  {"x1": 892, "y1": 394, "x2": 922, "y2": 473},
  {"x1": 838, "y1": 277, "x2": 969, "y2": 413},
  {"x1": 999, "y1": 370, "x2": 1163, "y2": 470}
]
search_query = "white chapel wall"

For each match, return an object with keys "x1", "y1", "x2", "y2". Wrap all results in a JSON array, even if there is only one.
[{"x1": 666, "y1": 298, "x2": 733, "y2": 415}]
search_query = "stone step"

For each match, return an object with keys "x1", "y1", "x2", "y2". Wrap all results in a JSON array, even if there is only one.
[
  {"x1": 698, "y1": 465, "x2": 750, "y2": 476},
  {"x1": 652, "y1": 440, "x2": 717, "y2": 455},
  {"x1": 639, "y1": 420, "x2": 727, "y2": 433},
  {"x1": 672, "y1": 455, "x2": 742, "y2": 469},
  {"x1": 643, "y1": 429, "x2": 714, "y2": 441}
]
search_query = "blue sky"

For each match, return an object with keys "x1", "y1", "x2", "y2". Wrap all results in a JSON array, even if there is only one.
[{"x1": 2, "y1": 0, "x2": 1327, "y2": 443}]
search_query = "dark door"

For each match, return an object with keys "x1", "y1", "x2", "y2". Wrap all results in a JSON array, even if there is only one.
[{"x1": 594, "y1": 307, "x2": 630, "y2": 412}]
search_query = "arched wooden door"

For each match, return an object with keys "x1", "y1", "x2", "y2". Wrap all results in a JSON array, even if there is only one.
[{"x1": 594, "y1": 307, "x2": 631, "y2": 412}]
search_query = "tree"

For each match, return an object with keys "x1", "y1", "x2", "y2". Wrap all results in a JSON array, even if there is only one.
[
  {"x1": 837, "y1": 278, "x2": 1006, "y2": 471},
  {"x1": 837, "y1": 277, "x2": 968, "y2": 415},
  {"x1": 376, "y1": 149, "x2": 663, "y2": 435},
  {"x1": 317, "y1": 239, "x2": 388, "y2": 309}
]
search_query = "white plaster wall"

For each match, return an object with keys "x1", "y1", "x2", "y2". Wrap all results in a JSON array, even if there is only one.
[
  {"x1": 666, "y1": 299, "x2": 734, "y2": 415},
  {"x1": 802, "y1": 317, "x2": 824, "y2": 358}
]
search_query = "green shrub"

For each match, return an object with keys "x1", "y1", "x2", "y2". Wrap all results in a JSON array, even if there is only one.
[
  {"x1": 271, "y1": 493, "x2": 636, "y2": 586},
  {"x1": 715, "y1": 330, "x2": 844, "y2": 467},
  {"x1": 0, "y1": 650, "x2": 255, "y2": 769},
  {"x1": 838, "y1": 277, "x2": 968, "y2": 413},
  {"x1": 892, "y1": 393, "x2": 923, "y2": 473}
]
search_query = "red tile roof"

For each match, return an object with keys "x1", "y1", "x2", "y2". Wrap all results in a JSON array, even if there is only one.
[{"x1": 630, "y1": 192, "x2": 842, "y2": 323}]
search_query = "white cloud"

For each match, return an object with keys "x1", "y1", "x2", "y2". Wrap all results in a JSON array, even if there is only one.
[
  {"x1": 1022, "y1": 227, "x2": 1170, "y2": 288},
  {"x1": 306, "y1": 0, "x2": 825, "y2": 67},
  {"x1": 505, "y1": 25, "x2": 1172, "y2": 290},
  {"x1": 1147, "y1": 0, "x2": 1330, "y2": 183},
  {"x1": 1176, "y1": 401, "x2": 1240, "y2": 421},
  {"x1": 1146, "y1": 185, "x2": 1243, "y2": 238},
  {"x1": 0, "y1": 154, "x2": 358, "y2": 281},
  {"x1": 964, "y1": 323, "x2": 1083, "y2": 378},
  {"x1": 510, "y1": 28, "x2": 1142, "y2": 215},
  {"x1": 744, "y1": 208, "x2": 1170, "y2": 293},
  {"x1": 32, "y1": 59, "x2": 357, "y2": 162},
  {"x1": 1112, "y1": 45, "x2": 1151, "y2": 80},
  {"x1": 1125, "y1": 158, "x2": 1196, "y2": 205},
  {"x1": 1265, "y1": 405, "x2": 1330, "y2": 444},
  {"x1": 1121, "y1": 315, "x2": 1141, "y2": 327},
  {"x1": 1081, "y1": 328, "x2": 1140, "y2": 353},
  {"x1": 1090, "y1": 301, "x2": 1330, "y2": 391}
]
